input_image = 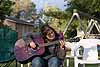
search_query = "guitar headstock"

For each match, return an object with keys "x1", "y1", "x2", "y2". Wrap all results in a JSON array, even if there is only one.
[{"x1": 66, "y1": 37, "x2": 80, "y2": 42}]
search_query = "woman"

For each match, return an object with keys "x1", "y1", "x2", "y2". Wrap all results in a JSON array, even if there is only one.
[{"x1": 23, "y1": 24, "x2": 68, "y2": 67}]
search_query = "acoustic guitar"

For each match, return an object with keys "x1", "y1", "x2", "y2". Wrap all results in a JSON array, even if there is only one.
[{"x1": 14, "y1": 37, "x2": 80, "y2": 63}]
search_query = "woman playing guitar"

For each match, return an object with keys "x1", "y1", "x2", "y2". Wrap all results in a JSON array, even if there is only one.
[{"x1": 16, "y1": 24, "x2": 71, "y2": 67}]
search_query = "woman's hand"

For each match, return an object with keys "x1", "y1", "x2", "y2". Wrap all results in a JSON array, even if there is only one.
[
  {"x1": 29, "y1": 41, "x2": 36, "y2": 49},
  {"x1": 59, "y1": 40, "x2": 65, "y2": 49}
]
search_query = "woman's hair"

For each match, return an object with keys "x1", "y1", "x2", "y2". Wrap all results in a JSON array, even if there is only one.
[{"x1": 41, "y1": 24, "x2": 59, "y2": 41}]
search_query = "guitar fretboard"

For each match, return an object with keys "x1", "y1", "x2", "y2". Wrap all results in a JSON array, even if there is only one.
[{"x1": 38, "y1": 40, "x2": 60, "y2": 48}]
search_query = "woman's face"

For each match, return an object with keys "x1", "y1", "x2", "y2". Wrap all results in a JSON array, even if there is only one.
[{"x1": 44, "y1": 27, "x2": 55, "y2": 41}]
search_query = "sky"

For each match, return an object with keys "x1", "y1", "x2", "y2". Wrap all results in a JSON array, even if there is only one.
[{"x1": 31, "y1": 0, "x2": 67, "y2": 13}]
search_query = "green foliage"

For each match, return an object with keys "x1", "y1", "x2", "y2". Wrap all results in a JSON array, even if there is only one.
[
  {"x1": 31, "y1": 2, "x2": 36, "y2": 10},
  {"x1": 45, "y1": 11, "x2": 68, "y2": 19},
  {"x1": 67, "y1": 0, "x2": 100, "y2": 16},
  {"x1": 0, "y1": 0, "x2": 15, "y2": 21},
  {"x1": 64, "y1": 19, "x2": 79, "y2": 38},
  {"x1": 44, "y1": 6, "x2": 78, "y2": 38},
  {"x1": 44, "y1": 6, "x2": 71, "y2": 19}
]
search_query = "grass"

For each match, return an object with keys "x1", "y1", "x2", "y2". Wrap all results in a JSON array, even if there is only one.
[{"x1": 0, "y1": 60, "x2": 32, "y2": 67}]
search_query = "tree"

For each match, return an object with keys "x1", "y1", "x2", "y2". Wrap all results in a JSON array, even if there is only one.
[
  {"x1": 16, "y1": 2, "x2": 36, "y2": 20},
  {"x1": 43, "y1": 5, "x2": 78, "y2": 38},
  {"x1": 0, "y1": 0, "x2": 15, "y2": 22},
  {"x1": 67, "y1": 0, "x2": 100, "y2": 18},
  {"x1": 44, "y1": 6, "x2": 70, "y2": 19}
]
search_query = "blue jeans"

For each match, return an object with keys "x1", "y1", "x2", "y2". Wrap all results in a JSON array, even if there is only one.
[{"x1": 32, "y1": 57, "x2": 61, "y2": 67}]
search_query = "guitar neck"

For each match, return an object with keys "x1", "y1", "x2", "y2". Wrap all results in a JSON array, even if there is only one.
[
  {"x1": 38, "y1": 37, "x2": 80, "y2": 48},
  {"x1": 39, "y1": 40, "x2": 60, "y2": 48},
  {"x1": 66, "y1": 37, "x2": 80, "y2": 42}
]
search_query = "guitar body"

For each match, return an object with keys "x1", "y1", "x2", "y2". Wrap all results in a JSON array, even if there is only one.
[{"x1": 14, "y1": 37, "x2": 45, "y2": 63}]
